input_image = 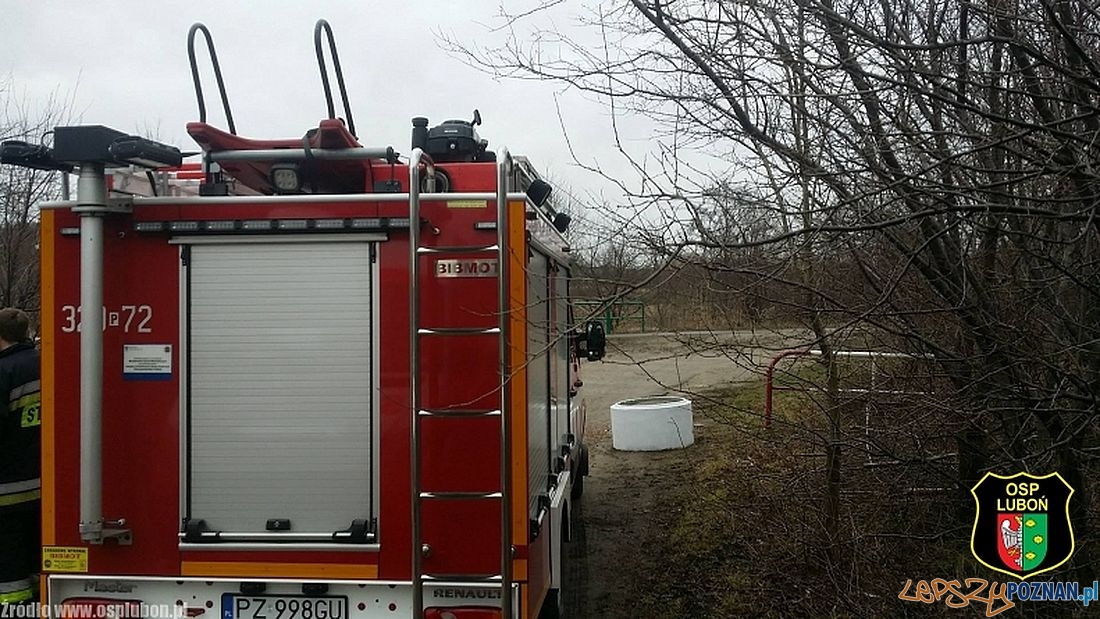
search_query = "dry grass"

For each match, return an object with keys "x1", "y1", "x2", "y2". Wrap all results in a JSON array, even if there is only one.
[{"x1": 621, "y1": 381, "x2": 1093, "y2": 618}]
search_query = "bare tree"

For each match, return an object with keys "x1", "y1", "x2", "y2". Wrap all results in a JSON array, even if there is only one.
[
  {"x1": 448, "y1": 0, "x2": 1100, "y2": 600},
  {"x1": 0, "y1": 78, "x2": 74, "y2": 320}
]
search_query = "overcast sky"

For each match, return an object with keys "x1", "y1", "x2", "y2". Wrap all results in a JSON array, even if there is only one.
[{"x1": 0, "y1": 1, "x2": 640, "y2": 205}]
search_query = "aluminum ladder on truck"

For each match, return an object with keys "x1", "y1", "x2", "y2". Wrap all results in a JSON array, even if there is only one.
[{"x1": 409, "y1": 148, "x2": 515, "y2": 618}]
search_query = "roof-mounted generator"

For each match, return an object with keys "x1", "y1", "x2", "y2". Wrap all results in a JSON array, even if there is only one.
[{"x1": 413, "y1": 110, "x2": 495, "y2": 164}]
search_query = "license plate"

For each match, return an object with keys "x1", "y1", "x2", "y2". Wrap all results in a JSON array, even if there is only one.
[{"x1": 221, "y1": 594, "x2": 349, "y2": 619}]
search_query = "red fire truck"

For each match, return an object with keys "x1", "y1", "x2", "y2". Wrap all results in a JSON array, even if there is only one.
[{"x1": 12, "y1": 20, "x2": 604, "y2": 619}]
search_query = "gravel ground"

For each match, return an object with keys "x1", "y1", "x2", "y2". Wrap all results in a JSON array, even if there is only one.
[{"x1": 563, "y1": 330, "x2": 798, "y2": 618}]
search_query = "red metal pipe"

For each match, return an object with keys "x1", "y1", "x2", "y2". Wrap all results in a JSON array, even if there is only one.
[{"x1": 764, "y1": 349, "x2": 811, "y2": 429}]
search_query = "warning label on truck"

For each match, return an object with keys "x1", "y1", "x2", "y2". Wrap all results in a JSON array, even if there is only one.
[
  {"x1": 123, "y1": 344, "x2": 173, "y2": 380},
  {"x1": 42, "y1": 547, "x2": 88, "y2": 573},
  {"x1": 446, "y1": 200, "x2": 486, "y2": 209}
]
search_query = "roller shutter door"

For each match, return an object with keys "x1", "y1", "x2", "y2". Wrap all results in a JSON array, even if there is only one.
[{"x1": 527, "y1": 251, "x2": 551, "y2": 518}]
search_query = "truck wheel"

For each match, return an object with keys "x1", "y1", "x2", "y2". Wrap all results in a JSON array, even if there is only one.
[
  {"x1": 570, "y1": 471, "x2": 584, "y2": 501},
  {"x1": 570, "y1": 444, "x2": 588, "y2": 501},
  {"x1": 539, "y1": 589, "x2": 562, "y2": 619}
]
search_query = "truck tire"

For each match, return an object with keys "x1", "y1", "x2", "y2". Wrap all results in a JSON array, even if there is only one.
[
  {"x1": 560, "y1": 501, "x2": 586, "y2": 617},
  {"x1": 539, "y1": 589, "x2": 562, "y2": 619},
  {"x1": 570, "y1": 444, "x2": 588, "y2": 501}
]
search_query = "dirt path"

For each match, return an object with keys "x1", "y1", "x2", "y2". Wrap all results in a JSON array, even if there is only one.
[{"x1": 565, "y1": 331, "x2": 786, "y2": 617}]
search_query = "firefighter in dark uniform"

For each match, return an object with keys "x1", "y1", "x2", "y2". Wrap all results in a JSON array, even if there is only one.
[{"x1": 0, "y1": 308, "x2": 40, "y2": 607}]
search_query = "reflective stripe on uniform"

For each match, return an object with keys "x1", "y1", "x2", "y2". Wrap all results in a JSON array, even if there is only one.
[
  {"x1": 0, "y1": 579, "x2": 33, "y2": 594},
  {"x1": 0, "y1": 578, "x2": 34, "y2": 603},
  {"x1": 0, "y1": 477, "x2": 40, "y2": 506},
  {"x1": 0, "y1": 479, "x2": 40, "y2": 494},
  {"x1": 8, "y1": 380, "x2": 39, "y2": 402},
  {"x1": 0, "y1": 489, "x2": 40, "y2": 507},
  {"x1": 0, "y1": 588, "x2": 34, "y2": 604}
]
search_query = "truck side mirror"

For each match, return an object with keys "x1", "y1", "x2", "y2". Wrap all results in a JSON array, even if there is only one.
[{"x1": 583, "y1": 320, "x2": 605, "y2": 361}]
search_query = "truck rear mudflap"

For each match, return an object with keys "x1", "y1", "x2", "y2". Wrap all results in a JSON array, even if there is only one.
[{"x1": 46, "y1": 576, "x2": 518, "y2": 619}]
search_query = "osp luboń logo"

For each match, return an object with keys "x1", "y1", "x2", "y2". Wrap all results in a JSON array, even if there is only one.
[{"x1": 970, "y1": 472, "x2": 1074, "y2": 579}]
